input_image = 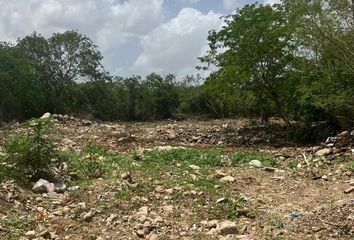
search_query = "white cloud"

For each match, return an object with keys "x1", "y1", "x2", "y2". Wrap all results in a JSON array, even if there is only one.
[
  {"x1": 133, "y1": 8, "x2": 222, "y2": 77},
  {"x1": 223, "y1": 0, "x2": 238, "y2": 10},
  {"x1": 263, "y1": 0, "x2": 281, "y2": 5},
  {"x1": 0, "y1": 0, "x2": 164, "y2": 47}
]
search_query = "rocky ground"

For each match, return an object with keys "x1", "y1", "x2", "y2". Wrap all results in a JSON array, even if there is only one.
[{"x1": 0, "y1": 115, "x2": 353, "y2": 240}]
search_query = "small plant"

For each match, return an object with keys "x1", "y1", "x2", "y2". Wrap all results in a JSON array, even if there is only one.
[
  {"x1": 287, "y1": 159, "x2": 299, "y2": 169},
  {"x1": 4, "y1": 118, "x2": 58, "y2": 181},
  {"x1": 347, "y1": 160, "x2": 354, "y2": 172}
]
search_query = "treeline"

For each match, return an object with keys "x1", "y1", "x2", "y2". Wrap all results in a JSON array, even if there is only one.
[
  {"x1": 0, "y1": 32, "x2": 200, "y2": 121},
  {"x1": 0, "y1": 0, "x2": 353, "y2": 132}
]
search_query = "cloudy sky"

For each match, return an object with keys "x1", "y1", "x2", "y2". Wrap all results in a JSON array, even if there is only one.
[{"x1": 0, "y1": 0, "x2": 280, "y2": 78}]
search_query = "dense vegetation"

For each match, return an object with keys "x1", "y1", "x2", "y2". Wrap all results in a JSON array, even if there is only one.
[{"x1": 0, "y1": 1, "x2": 353, "y2": 131}]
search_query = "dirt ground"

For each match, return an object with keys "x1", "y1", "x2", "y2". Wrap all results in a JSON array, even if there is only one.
[{"x1": 0, "y1": 116, "x2": 353, "y2": 240}]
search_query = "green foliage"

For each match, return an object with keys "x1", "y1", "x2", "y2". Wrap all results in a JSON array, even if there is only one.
[
  {"x1": 287, "y1": 159, "x2": 299, "y2": 169},
  {"x1": 141, "y1": 148, "x2": 225, "y2": 167},
  {"x1": 347, "y1": 160, "x2": 354, "y2": 172},
  {"x1": 0, "y1": 212, "x2": 35, "y2": 240},
  {"x1": 232, "y1": 150, "x2": 279, "y2": 167},
  {"x1": 208, "y1": 197, "x2": 253, "y2": 220},
  {"x1": 4, "y1": 118, "x2": 58, "y2": 181},
  {"x1": 66, "y1": 144, "x2": 129, "y2": 180}
]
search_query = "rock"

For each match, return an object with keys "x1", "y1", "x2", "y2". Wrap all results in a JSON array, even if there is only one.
[
  {"x1": 221, "y1": 235, "x2": 249, "y2": 240},
  {"x1": 215, "y1": 170, "x2": 227, "y2": 178},
  {"x1": 216, "y1": 197, "x2": 228, "y2": 203},
  {"x1": 54, "y1": 183, "x2": 67, "y2": 193},
  {"x1": 344, "y1": 186, "x2": 354, "y2": 194},
  {"x1": 315, "y1": 148, "x2": 332, "y2": 157},
  {"x1": 32, "y1": 179, "x2": 54, "y2": 193},
  {"x1": 25, "y1": 230, "x2": 36, "y2": 239},
  {"x1": 162, "y1": 205, "x2": 174, "y2": 212},
  {"x1": 38, "y1": 230, "x2": 52, "y2": 239},
  {"x1": 68, "y1": 186, "x2": 80, "y2": 191},
  {"x1": 220, "y1": 176, "x2": 235, "y2": 183},
  {"x1": 154, "y1": 186, "x2": 165, "y2": 194},
  {"x1": 137, "y1": 206, "x2": 149, "y2": 215},
  {"x1": 40, "y1": 112, "x2": 51, "y2": 119},
  {"x1": 321, "y1": 175, "x2": 328, "y2": 181},
  {"x1": 249, "y1": 160, "x2": 262, "y2": 168},
  {"x1": 217, "y1": 220, "x2": 238, "y2": 235},
  {"x1": 83, "y1": 211, "x2": 96, "y2": 222},
  {"x1": 121, "y1": 172, "x2": 131, "y2": 181},
  {"x1": 201, "y1": 220, "x2": 218, "y2": 229},
  {"x1": 136, "y1": 229, "x2": 145, "y2": 238},
  {"x1": 189, "y1": 165, "x2": 201, "y2": 170}
]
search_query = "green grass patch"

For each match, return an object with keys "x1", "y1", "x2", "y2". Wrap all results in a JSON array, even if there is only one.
[
  {"x1": 141, "y1": 148, "x2": 225, "y2": 167},
  {"x1": 0, "y1": 212, "x2": 36, "y2": 240},
  {"x1": 232, "y1": 150, "x2": 279, "y2": 167}
]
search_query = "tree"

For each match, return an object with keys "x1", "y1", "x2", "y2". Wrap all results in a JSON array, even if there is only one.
[
  {"x1": 17, "y1": 30, "x2": 105, "y2": 113},
  {"x1": 199, "y1": 4, "x2": 298, "y2": 125},
  {"x1": 284, "y1": 0, "x2": 354, "y2": 128},
  {"x1": 0, "y1": 43, "x2": 46, "y2": 121}
]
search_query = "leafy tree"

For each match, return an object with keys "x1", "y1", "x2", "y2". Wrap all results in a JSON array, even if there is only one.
[
  {"x1": 0, "y1": 43, "x2": 46, "y2": 121},
  {"x1": 199, "y1": 3, "x2": 298, "y2": 124},
  {"x1": 17, "y1": 30, "x2": 105, "y2": 113}
]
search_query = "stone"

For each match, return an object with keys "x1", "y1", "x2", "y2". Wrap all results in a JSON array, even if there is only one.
[
  {"x1": 32, "y1": 179, "x2": 54, "y2": 193},
  {"x1": 25, "y1": 230, "x2": 36, "y2": 239},
  {"x1": 68, "y1": 186, "x2": 80, "y2": 191},
  {"x1": 217, "y1": 220, "x2": 238, "y2": 235},
  {"x1": 249, "y1": 160, "x2": 262, "y2": 168},
  {"x1": 38, "y1": 230, "x2": 52, "y2": 239},
  {"x1": 40, "y1": 112, "x2": 51, "y2": 119},
  {"x1": 215, "y1": 170, "x2": 227, "y2": 178},
  {"x1": 321, "y1": 175, "x2": 328, "y2": 181},
  {"x1": 220, "y1": 176, "x2": 235, "y2": 183},
  {"x1": 121, "y1": 172, "x2": 131, "y2": 181},
  {"x1": 315, "y1": 148, "x2": 332, "y2": 157},
  {"x1": 216, "y1": 197, "x2": 228, "y2": 203},
  {"x1": 344, "y1": 186, "x2": 354, "y2": 194},
  {"x1": 83, "y1": 211, "x2": 96, "y2": 222},
  {"x1": 54, "y1": 183, "x2": 67, "y2": 193},
  {"x1": 189, "y1": 165, "x2": 201, "y2": 170}
]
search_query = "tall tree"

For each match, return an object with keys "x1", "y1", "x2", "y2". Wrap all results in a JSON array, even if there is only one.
[
  {"x1": 199, "y1": 4, "x2": 297, "y2": 125},
  {"x1": 18, "y1": 30, "x2": 105, "y2": 113}
]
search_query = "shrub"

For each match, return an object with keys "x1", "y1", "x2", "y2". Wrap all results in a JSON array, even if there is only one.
[{"x1": 4, "y1": 118, "x2": 58, "y2": 181}]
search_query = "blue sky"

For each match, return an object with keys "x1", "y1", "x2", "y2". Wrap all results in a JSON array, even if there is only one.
[{"x1": 0, "y1": 0, "x2": 279, "y2": 78}]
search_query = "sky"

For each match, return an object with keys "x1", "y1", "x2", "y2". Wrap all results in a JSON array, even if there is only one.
[{"x1": 0, "y1": 0, "x2": 280, "y2": 78}]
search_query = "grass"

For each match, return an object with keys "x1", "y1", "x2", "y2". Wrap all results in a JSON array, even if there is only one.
[
  {"x1": 231, "y1": 150, "x2": 280, "y2": 167},
  {"x1": 141, "y1": 148, "x2": 225, "y2": 167},
  {"x1": 0, "y1": 212, "x2": 36, "y2": 240},
  {"x1": 346, "y1": 160, "x2": 354, "y2": 171}
]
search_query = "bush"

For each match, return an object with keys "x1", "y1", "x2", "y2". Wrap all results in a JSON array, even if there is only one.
[{"x1": 4, "y1": 118, "x2": 58, "y2": 181}]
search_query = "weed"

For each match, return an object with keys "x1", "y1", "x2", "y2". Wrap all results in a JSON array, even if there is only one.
[
  {"x1": 208, "y1": 197, "x2": 252, "y2": 220},
  {"x1": 141, "y1": 148, "x2": 225, "y2": 167},
  {"x1": 3, "y1": 118, "x2": 58, "y2": 181},
  {"x1": 287, "y1": 159, "x2": 299, "y2": 169},
  {"x1": 232, "y1": 150, "x2": 279, "y2": 167},
  {"x1": 0, "y1": 212, "x2": 35, "y2": 240},
  {"x1": 346, "y1": 160, "x2": 354, "y2": 171}
]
